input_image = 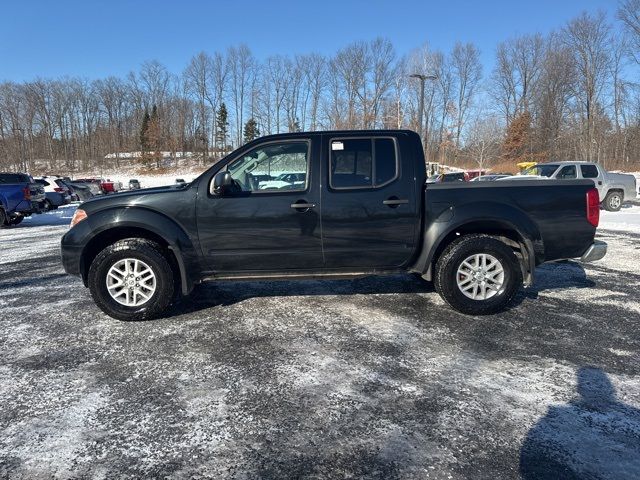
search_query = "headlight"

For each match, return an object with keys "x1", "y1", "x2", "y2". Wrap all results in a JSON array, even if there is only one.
[{"x1": 70, "y1": 209, "x2": 87, "y2": 228}]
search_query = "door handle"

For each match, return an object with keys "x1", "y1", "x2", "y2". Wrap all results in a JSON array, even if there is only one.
[
  {"x1": 383, "y1": 198, "x2": 409, "y2": 206},
  {"x1": 291, "y1": 202, "x2": 316, "y2": 209}
]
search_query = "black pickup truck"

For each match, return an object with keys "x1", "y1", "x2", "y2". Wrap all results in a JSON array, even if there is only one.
[{"x1": 61, "y1": 130, "x2": 606, "y2": 320}]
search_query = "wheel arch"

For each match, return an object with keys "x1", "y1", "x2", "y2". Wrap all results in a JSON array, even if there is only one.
[
  {"x1": 412, "y1": 202, "x2": 542, "y2": 286},
  {"x1": 79, "y1": 208, "x2": 199, "y2": 295}
]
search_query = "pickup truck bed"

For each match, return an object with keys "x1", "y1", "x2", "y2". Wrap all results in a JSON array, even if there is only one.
[{"x1": 61, "y1": 130, "x2": 606, "y2": 321}]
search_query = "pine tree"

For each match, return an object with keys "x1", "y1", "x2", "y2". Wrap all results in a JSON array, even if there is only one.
[
  {"x1": 147, "y1": 104, "x2": 162, "y2": 167},
  {"x1": 140, "y1": 108, "x2": 151, "y2": 154},
  {"x1": 243, "y1": 118, "x2": 259, "y2": 144},
  {"x1": 215, "y1": 103, "x2": 229, "y2": 151},
  {"x1": 289, "y1": 117, "x2": 301, "y2": 133}
]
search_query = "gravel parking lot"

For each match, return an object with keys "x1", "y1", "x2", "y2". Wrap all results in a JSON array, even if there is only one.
[{"x1": 1, "y1": 205, "x2": 639, "y2": 479}]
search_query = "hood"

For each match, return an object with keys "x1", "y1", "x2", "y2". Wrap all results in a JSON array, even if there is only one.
[{"x1": 79, "y1": 183, "x2": 190, "y2": 211}]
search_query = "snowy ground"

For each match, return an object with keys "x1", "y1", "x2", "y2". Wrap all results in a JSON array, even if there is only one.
[{"x1": 1, "y1": 205, "x2": 639, "y2": 478}]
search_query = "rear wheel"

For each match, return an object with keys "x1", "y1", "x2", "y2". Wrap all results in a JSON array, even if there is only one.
[
  {"x1": 603, "y1": 191, "x2": 623, "y2": 212},
  {"x1": 88, "y1": 238, "x2": 175, "y2": 321},
  {"x1": 434, "y1": 235, "x2": 522, "y2": 315}
]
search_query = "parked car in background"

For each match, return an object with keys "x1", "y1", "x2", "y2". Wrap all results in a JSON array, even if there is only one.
[
  {"x1": 62, "y1": 180, "x2": 93, "y2": 201},
  {"x1": 258, "y1": 172, "x2": 306, "y2": 190},
  {"x1": 471, "y1": 174, "x2": 511, "y2": 182},
  {"x1": 129, "y1": 179, "x2": 141, "y2": 190},
  {"x1": 0, "y1": 172, "x2": 45, "y2": 226},
  {"x1": 499, "y1": 161, "x2": 637, "y2": 211},
  {"x1": 34, "y1": 177, "x2": 71, "y2": 210},
  {"x1": 75, "y1": 178, "x2": 105, "y2": 195},
  {"x1": 101, "y1": 179, "x2": 122, "y2": 194},
  {"x1": 175, "y1": 178, "x2": 186, "y2": 185},
  {"x1": 62, "y1": 130, "x2": 605, "y2": 321},
  {"x1": 428, "y1": 172, "x2": 470, "y2": 183}
]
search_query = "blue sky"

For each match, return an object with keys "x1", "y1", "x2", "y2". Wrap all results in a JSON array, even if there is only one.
[{"x1": 0, "y1": 0, "x2": 621, "y2": 81}]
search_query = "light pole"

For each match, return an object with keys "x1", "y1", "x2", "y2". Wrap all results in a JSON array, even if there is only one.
[
  {"x1": 13, "y1": 128, "x2": 26, "y2": 172},
  {"x1": 409, "y1": 73, "x2": 437, "y2": 149}
]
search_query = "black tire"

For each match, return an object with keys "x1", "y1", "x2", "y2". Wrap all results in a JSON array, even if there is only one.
[
  {"x1": 0, "y1": 208, "x2": 7, "y2": 227},
  {"x1": 434, "y1": 234, "x2": 522, "y2": 315},
  {"x1": 88, "y1": 238, "x2": 175, "y2": 321},
  {"x1": 9, "y1": 215, "x2": 24, "y2": 226},
  {"x1": 603, "y1": 191, "x2": 623, "y2": 212}
]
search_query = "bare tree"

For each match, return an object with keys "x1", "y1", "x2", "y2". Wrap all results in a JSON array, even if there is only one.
[
  {"x1": 450, "y1": 42, "x2": 482, "y2": 148},
  {"x1": 562, "y1": 11, "x2": 612, "y2": 161},
  {"x1": 618, "y1": 0, "x2": 640, "y2": 64}
]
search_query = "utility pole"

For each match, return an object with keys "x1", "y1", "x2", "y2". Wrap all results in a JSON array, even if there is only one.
[
  {"x1": 13, "y1": 128, "x2": 26, "y2": 172},
  {"x1": 409, "y1": 74, "x2": 437, "y2": 152}
]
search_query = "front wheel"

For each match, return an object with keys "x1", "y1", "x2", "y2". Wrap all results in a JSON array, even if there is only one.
[
  {"x1": 0, "y1": 208, "x2": 7, "y2": 227},
  {"x1": 434, "y1": 235, "x2": 522, "y2": 315},
  {"x1": 603, "y1": 191, "x2": 623, "y2": 212},
  {"x1": 88, "y1": 238, "x2": 175, "y2": 321}
]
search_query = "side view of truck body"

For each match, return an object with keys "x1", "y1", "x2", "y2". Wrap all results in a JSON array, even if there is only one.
[
  {"x1": 502, "y1": 161, "x2": 637, "y2": 211},
  {"x1": 61, "y1": 130, "x2": 606, "y2": 321}
]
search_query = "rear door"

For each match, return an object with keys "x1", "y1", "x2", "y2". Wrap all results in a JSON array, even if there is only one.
[{"x1": 321, "y1": 134, "x2": 419, "y2": 269}]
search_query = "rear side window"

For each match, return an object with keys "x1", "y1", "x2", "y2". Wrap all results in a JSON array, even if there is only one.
[
  {"x1": 558, "y1": 165, "x2": 576, "y2": 179},
  {"x1": 330, "y1": 137, "x2": 398, "y2": 189},
  {"x1": 581, "y1": 164, "x2": 599, "y2": 178}
]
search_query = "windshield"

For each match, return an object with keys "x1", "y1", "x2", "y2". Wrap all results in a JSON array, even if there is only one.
[{"x1": 523, "y1": 164, "x2": 559, "y2": 177}]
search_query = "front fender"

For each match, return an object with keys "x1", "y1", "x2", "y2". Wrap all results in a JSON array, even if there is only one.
[{"x1": 62, "y1": 206, "x2": 200, "y2": 295}]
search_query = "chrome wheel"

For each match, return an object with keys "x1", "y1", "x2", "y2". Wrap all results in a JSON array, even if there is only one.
[
  {"x1": 106, "y1": 258, "x2": 157, "y2": 307},
  {"x1": 609, "y1": 194, "x2": 621, "y2": 210},
  {"x1": 456, "y1": 253, "x2": 505, "y2": 300}
]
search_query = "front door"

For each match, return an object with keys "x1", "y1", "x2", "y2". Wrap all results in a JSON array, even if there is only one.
[
  {"x1": 196, "y1": 138, "x2": 323, "y2": 273},
  {"x1": 321, "y1": 135, "x2": 420, "y2": 269}
]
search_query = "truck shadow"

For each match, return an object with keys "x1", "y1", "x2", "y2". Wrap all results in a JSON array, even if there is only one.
[
  {"x1": 519, "y1": 261, "x2": 595, "y2": 302},
  {"x1": 168, "y1": 261, "x2": 594, "y2": 318},
  {"x1": 520, "y1": 366, "x2": 640, "y2": 479},
  {"x1": 169, "y1": 274, "x2": 435, "y2": 317}
]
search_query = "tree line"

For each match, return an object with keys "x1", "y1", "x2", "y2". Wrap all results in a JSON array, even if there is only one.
[{"x1": 1, "y1": 2, "x2": 640, "y2": 174}]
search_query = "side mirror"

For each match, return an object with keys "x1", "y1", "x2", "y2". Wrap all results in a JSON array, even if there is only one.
[{"x1": 211, "y1": 171, "x2": 234, "y2": 196}]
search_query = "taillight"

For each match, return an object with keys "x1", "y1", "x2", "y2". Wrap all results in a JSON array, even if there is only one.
[
  {"x1": 54, "y1": 187, "x2": 65, "y2": 193},
  {"x1": 23, "y1": 187, "x2": 31, "y2": 200},
  {"x1": 586, "y1": 188, "x2": 600, "y2": 227}
]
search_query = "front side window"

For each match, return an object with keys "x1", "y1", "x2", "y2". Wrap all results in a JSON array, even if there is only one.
[
  {"x1": 226, "y1": 141, "x2": 309, "y2": 193},
  {"x1": 330, "y1": 137, "x2": 398, "y2": 189},
  {"x1": 558, "y1": 165, "x2": 577, "y2": 179},
  {"x1": 581, "y1": 164, "x2": 599, "y2": 178}
]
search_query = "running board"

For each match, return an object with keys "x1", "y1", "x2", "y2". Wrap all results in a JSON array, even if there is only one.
[{"x1": 200, "y1": 269, "x2": 405, "y2": 282}]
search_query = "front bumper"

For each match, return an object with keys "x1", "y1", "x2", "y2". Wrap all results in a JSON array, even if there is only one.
[{"x1": 580, "y1": 240, "x2": 607, "y2": 262}]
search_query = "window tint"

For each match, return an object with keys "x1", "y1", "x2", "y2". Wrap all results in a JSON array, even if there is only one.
[
  {"x1": 558, "y1": 165, "x2": 576, "y2": 179},
  {"x1": 330, "y1": 138, "x2": 397, "y2": 189},
  {"x1": 0, "y1": 173, "x2": 27, "y2": 184},
  {"x1": 375, "y1": 138, "x2": 396, "y2": 185},
  {"x1": 226, "y1": 141, "x2": 309, "y2": 193},
  {"x1": 581, "y1": 164, "x2": 599, "y2": 178}
]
